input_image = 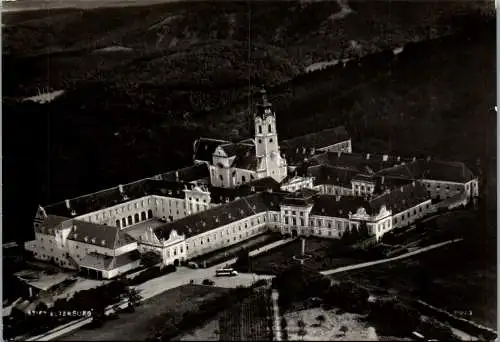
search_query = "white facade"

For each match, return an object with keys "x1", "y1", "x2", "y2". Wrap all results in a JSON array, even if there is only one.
[{"x1": 280, "y1": 176, "x2": 314, "y2": 193}]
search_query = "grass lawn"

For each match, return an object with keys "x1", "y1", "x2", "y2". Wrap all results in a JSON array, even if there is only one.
[
  {"x1": 334, "y1": 240, "x2": 497, "y2": 329},
  {"x1": 60, "y1": 284, "x2": 230, "y2": 341},
  {"x1": 247, "y1": 237, "x2": 366, "y2": 275}
]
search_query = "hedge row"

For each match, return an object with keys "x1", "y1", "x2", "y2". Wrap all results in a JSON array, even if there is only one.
[{"x1": 126, "y1": 265, "x2": 176, "y2": 286}]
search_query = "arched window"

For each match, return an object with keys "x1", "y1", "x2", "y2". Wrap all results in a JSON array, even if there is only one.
[
  {"x1": 258, "y1": 125, "x2": 262, "y2": 134},
  {"x1": 147, "y1": 209, "x2": 153, "y2": 219},
  {"x1": 122, "y1": 218, "x2": 127, "y2": 227},
  {"x1": 115, "y1": 220, "x2": 120, "y2": 228},
  {"x1": 134, "y1": 213, "x2": 140, "y2": 223},
  {"x1": 242, "y1": 175, "x2": 246, "y2": 182},
  {"x1": 127, "y1": 216, "x2": 133, "y2": 225},
  {"x1": 268, "y1": 124, "x2": 272, "y2": 133},
  {"x1": 141, "y1": 211, "x2": 146, "y2": 221}
]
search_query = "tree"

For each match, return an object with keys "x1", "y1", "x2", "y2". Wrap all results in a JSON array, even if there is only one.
[
  {"x1": 316, "y1": 314, "x2": 326, "y2": 326},
  {"x1": 126, "y1": 287, "x2": 142, "y2": 312},
  {"x1": 297, "y1": 320, "x2": 307, "y2": 340},
  {"x1": 140, "y1": 250, "x2": 162, "y2": 267},
  {"x1": 234, "y1": 248, "x2": 251, "y2": 272},
  {"x1": 359, "y1": 221, "x2": 370, "y2": 239}
]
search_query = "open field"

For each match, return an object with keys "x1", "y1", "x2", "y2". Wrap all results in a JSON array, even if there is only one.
[
  {"x1": 283, "y1": 307, "x2": 382, "y2": 341},
  {"x1": 219, "y1": 288, "x2": 273, "y2": 341},
  {"x1": 333, "y1": 240, "x2": 497, "y2": 329},
  {"x1": 60, "y1": 284, "x2": 229, "y2": 341},
  {"x1": 243, "y1": 237, "x2": 366, "y2": 275}
]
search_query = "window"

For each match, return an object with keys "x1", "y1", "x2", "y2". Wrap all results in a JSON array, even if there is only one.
[
  {"x1": 258, "y1": 139, "x2": 262, "y2": 143},
  {"x1": 292, "y1": 217, "x2": 296, "y2": 225},
  {"x1": 300, "y1": 218, "x2": 304, "y2": 226},
  {"x1": 268, "y1": 124, "x2": 272, "y2": 133},
  {"x1": 116, "y1": 220, "x2": 120, "y2": 228},
  {"x1": 285, "y1": 217, "x2": 289, "y2": 225},
  {"x1": 269, "y1": 138, "x2": 273, "y2": 143},
  {"x1": 219, "y1": 175, "x2": 223, "y2": 181},
  {"x1": 299, "y1": 212, "x2": 304, "y2": 217},
  {"x1": 292, "y1": 211, "x2": 296, "y2": 215},
  {"x1": 258, "y1": 125, "x2": 262, "y2": 134},
  {"x1": 242, "y1": 176, "x2": 246, "y2": 182},
  {"x1": 128, "y1": 216, "x2": 133, "y2": 225}
]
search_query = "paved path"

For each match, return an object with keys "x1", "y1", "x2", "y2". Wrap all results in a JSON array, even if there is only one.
[{"x1": 320, "y1": 238, "x2": 463, "y2": 276}]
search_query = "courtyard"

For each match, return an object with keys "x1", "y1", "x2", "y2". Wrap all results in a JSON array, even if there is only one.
[{"x1": 244, "y1": 237, "x2": 367, "y2": 275}]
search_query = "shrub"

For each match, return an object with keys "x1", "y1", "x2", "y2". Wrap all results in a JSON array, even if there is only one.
[
  {"x1": 202, "y1": 278, "x2": 215, "y2": 286},
  {"x1": 323, "y1": 281, "x2": 370, "y2": 314},
  {"x1": 368, "y1": 300, "x2": 421, "y2": 336}
]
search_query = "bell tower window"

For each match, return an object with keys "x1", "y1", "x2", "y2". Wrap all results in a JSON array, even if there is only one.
[{"x1": 268, "y1": 124, "x2": 272, "y2": 133}]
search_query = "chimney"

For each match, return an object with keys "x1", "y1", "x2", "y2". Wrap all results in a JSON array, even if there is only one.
[
  {"x1": 302, "y1": 147, "x2": 306, "y2": 154},
  {"x1": 251, "y1": 186, "x2": 255, "y2": 192},
  {"x1": 412, "y1": 156, "x2": 417, "y2": 162},
  {"x1": 400, "y1": 186, "x2": 404, "y2": 192},
  {"x1": 337, "y1": 151, "x2": 342, "y2": 158},
  {"x1": 336, "y1": 195, "x2": 341, "y2": 202},
  {"x1": 397, "y1": 156, "x2": 401, "y2": 162},
  {"x1": 310, "y1": 148, "x2": 315, "y2": 155},
  {"x1": 175, "y1": 171, "x2": 179, "y2": 180},
  {"x1": 412, "y1": 181, "x2": 416, "y2": 187},
  {"x1": 366, "y1": 153, "x2": 370, "y2": 160},
  {"x1": 65, "y1": 199, "x2": 71, "y2": 209},
  {"x1": 118, "y1": 184, "x2": 124, "y2": 193},
  {"x1": 426, "y1": 156, "x2": 431, "y2": 162},
  {"x1": 381, "y1": 176, "x2": 385, "y2": 184},
  {"x1": 382, "y1": 155, "x2": 388, "y2": 162}
]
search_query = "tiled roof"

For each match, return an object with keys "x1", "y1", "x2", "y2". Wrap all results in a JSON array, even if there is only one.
[
  {"x1": 193, "y1": 138, "x2": 230, "y2": 163},
  {"x1": 242, "y1": 177, "x2": 281, "y2": 192},
  {"x1": 376, "y1": 159, "x2": 476, "y2": 183},
  {"x1": 281, "y1": 146, "x2": 316, "y2": 167},
  {"x1": 208, "y1": 177, "x2": 281, "y2": 204},
  {"x1": 311, "y1": 152, "x2": 413, "y2": 173},
  {"x1": 154, "y1": 192, "x2": 283, "y2": 240},
  {"x1": 281, "y1": 126, "x2": 350, "y2": 151},
  {"x1": 35, "y1": 215, "x2": 69, "y2": 235},
  {"x1": 310, "y1": 195, "x2": 370, "y2": 218},
  {"x1": 370, "y1": 182, "x2": 430, "y2": 215},
  {"x1": 232, "y1": 146, "x2": 258, "y2": 170},
  {"x1": 67, "y1": 220, "x2": 136, "y2": 250},
  {"x1": 311, "y1": 182, "x2": 430, "y2": 219},
  {"x1": 281, "y1": 188, "x2": 318, "y2": 206},
  {"x1": 307, "y1": 165, "x2": 357, "y2": 188},
  {"x1": 43, "y1": 176, "x2": 208, "y2": 218},
  {"x1": 154, "y1": 163, "x2": 210, "y2": 183},
  {"x1": 79, "y1": 250, "x2": 141, "y2": 271},
  {"x1": 415, "y1": 160, "x2": 476, "y2": 183}
]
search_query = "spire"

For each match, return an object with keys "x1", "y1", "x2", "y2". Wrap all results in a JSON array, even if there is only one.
[{"x1": 256, "y1": 87, "x2": 273, "y2": 119}]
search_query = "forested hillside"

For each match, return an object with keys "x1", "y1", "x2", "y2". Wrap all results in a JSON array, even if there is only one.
[{"x1": 2, "y1": 1, "x2": 495, "y2": 243}]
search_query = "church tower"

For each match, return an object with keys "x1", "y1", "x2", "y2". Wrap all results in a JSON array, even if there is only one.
[{"x1": 254, "y1": 89, "x2": 287, "y2": 182}]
